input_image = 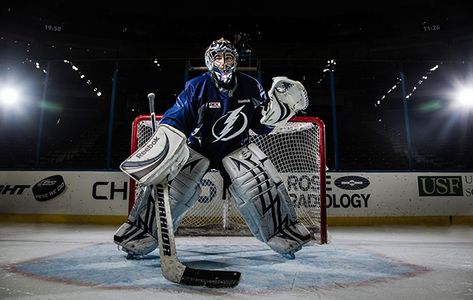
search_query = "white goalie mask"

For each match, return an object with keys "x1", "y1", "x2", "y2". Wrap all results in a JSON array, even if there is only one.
[{"x1": 205, "y1": 38, "x2": 239, "y2": 85}]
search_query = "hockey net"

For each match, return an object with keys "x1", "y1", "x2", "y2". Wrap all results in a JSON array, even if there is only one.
[{"x1": 128, "y1": 115, "x2": 327, "y2": 244}]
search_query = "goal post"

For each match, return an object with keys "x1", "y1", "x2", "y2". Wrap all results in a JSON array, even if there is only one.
[{"x1": 127, "y1": 115, "x2": 327, "y2": 244}]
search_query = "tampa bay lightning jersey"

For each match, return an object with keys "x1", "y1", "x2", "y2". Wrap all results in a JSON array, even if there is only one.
[{"x1": 160, "y1": 72, "x2": 272, "y2": 168}]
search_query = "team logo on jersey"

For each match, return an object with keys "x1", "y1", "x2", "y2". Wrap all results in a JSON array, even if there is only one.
[
  {"x1": 212, "y1": 106, "x2": 248, "y2": 142},
  {"x1": 208, "y1": 102, "x2": 221, "y2": 108}
]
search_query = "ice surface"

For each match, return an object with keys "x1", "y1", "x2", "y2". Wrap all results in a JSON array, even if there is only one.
[{"x1": 1, "y1": 223, "x2": 472, "y2": 299}]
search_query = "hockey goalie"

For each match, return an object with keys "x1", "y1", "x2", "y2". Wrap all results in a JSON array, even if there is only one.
[{"x1": 115, "y1": 38, "x2": 311, "y2": 260}]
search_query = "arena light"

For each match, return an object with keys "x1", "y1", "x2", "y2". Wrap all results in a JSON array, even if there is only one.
[
  {"x1": 455, "y1": 86, "x2": 473, "y2": 109},
  {"x1": 0, "y1": 86, "x2": 20, "y2": 107},
  {"x1": 375, "y1": 63, "x2": 441, "y2": 108},
  {"x1": 62, "y1": 59, "x2": 102, "y2": 97}
]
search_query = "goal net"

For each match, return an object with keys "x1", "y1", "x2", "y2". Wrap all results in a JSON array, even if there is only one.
[{"x1": 128, "y1": 115, "x2": 327, "y2": 244}]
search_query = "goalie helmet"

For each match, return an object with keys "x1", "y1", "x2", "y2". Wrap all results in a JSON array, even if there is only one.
[{"x1": 205, "y1": 38, "x2": 239, "y2": 85}]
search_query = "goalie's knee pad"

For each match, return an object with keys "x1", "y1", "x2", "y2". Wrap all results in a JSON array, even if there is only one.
[
  {"x1": 222, "y1": 143, "x2": 311, "y2": 256},
  {"x1": 120, "y1": 124, "x2": 190, "y2": 185}
]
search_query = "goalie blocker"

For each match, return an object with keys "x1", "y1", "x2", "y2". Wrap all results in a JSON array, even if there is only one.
[{"x1": 120, "y1": 124, "x2": 190, "y2": 185}]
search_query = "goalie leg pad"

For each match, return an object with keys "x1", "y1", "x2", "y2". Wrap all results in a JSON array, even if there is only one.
[
  {"x1": 114, "y1": 185, "x2": 158, "y2": 257},
  {"x1": 114, "y1": 148, "x2": 209, "y2": 256},
  {"x1": 266, "y1": 222, "x2": 312, "y2": 258},
  {"x1": 168, "y1": 148, "x2": 210, "y2": 229},
  {"x1": 223, "y1": 143, "x2": 311, "y2": 256},
  {"x1": 120, "y1": 124, "x2": 190, "y2": 185},
  {"x1": 114, "y1": 222, "x2": 158, "y2": 257}
]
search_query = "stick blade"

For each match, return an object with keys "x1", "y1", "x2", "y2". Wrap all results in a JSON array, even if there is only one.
[{"x1": 180, "y1": 267, "x2": 241, "y2": 288}]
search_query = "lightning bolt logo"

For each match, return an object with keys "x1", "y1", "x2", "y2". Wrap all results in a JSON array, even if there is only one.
[{"x1": 212, "y1": 106, "x2": 248, "y2": 142}]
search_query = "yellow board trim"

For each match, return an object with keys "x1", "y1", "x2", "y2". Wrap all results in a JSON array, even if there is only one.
[
  {"x1": 328, "y1": 216, "x2": 473, "y2": 226},
  {"x1": 1, "y1": 214, "x2": 472, "y2": 226},
  {"x1": 452, "y1": 215, "x2": 473, "y2": 225},
  {"x1": 0, "y1": 213, "x2": 127, "y2": 225}
]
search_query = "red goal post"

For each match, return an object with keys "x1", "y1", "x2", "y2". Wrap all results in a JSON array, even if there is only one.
[{"x1": 127, "y1": 115, "x2": 327, "y2": 244}]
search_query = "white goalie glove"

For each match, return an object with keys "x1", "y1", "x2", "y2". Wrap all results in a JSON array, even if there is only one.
[
  {"x1": 120, "y1": 124, "x2": 190, "y2": 185},
  {"x1": 260, "y1": 76, "x2": 309, "y2": 128}
]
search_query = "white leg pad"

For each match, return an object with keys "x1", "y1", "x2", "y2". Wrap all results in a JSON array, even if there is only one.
[
  {"x1": 114, "y1": 148, "x2": 209, "y2": 256},
  {"x1": 223, "y1": 143, "x2": 311, "y2": 256},
  {"x1": 113, "y1": 185, "x2": 158, "y2": 256},
  {"x1": 168, "y1": 148, "x2": 210, "y2": 229}
]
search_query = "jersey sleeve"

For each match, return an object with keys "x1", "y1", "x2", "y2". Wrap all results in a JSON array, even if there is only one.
[
  {"x1": 159, "y1": 82, "x2": 198, "y2": 136},
  {"x1": 250, "y1": 79, "x2": 273, "y2": 135}
]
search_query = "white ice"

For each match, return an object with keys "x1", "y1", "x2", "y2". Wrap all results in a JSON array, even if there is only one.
[{"x1": 0, "y1": 223, "x2": 472, "y2": 300}]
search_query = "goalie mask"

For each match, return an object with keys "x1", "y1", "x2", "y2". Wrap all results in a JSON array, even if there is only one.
[{"x1": 205, "y1": 38, "x2": 239, "y2": 85}]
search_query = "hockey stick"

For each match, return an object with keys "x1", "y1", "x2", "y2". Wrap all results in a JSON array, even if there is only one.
[{"x1": 147, "y1": 93, "x2": 241, "y2": 288}]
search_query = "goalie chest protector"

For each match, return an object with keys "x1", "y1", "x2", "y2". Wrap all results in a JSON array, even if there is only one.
[{"x1": 160, "y1": 72, "x2": 272, "y2": 168}]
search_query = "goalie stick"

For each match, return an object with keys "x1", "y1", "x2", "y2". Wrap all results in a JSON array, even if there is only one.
[{"x1": 146, "y1": 92, "x2": 241, "y2": 288}]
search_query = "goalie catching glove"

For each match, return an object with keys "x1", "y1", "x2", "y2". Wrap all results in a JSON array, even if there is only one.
[
  {"x1": 260, "y1": 76, "x2": 309, "y2": 128},
  {"x1": 120, "y1": 124, "x2": 189, "y2": 185}
]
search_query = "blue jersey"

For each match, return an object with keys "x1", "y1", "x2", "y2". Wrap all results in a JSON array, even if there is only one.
[{"x1": 160, "y1": 72, "x2": 272, "y2": 168}]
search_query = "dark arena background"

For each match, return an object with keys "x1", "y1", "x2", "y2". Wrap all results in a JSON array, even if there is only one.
[
  {"x1": 1, "y1": 1, "x2": 473, "y2": 171},
  {"x1": 1, "y1": 2, "x2": 472, "y2": 299}
]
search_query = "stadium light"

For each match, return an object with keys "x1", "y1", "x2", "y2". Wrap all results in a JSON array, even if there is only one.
[
  {"x1": 455, "y1": 86, "x2": 473, "y2": 109},
  {"x1": 0, "y1": 86, "x2": 20, "y2": 107}
]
